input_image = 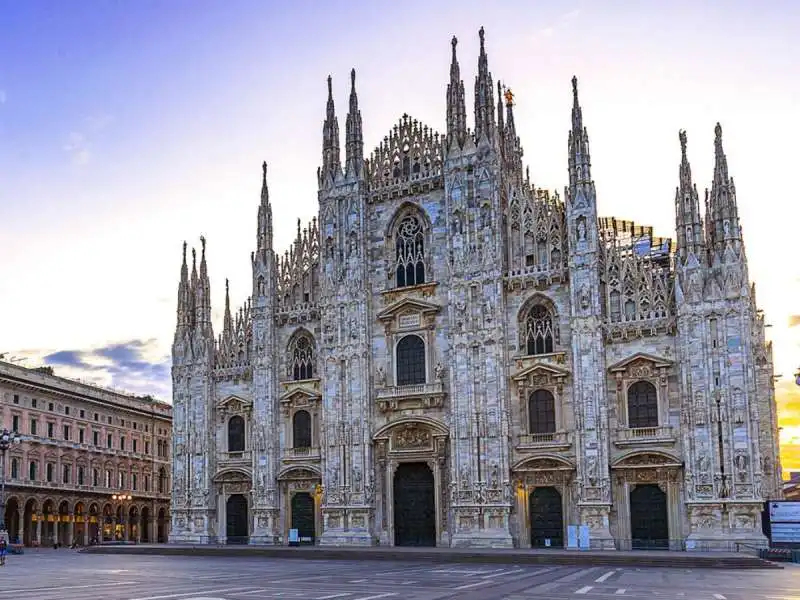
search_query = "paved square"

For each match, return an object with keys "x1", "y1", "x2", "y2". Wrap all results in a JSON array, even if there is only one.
[{"x1": 2, "y1": 550, "x2": 799, "y2": 600}]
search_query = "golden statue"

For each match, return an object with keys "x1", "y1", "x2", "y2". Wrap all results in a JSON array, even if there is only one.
[{"x1": 504, "y1": 88, "x2": 515, "y2": 107}]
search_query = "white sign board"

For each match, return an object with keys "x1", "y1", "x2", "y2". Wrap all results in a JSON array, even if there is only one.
[{"x1": 769, "y1": 502, "x2": 800, "y2": 524}]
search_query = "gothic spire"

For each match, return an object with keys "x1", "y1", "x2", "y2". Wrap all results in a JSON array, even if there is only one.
[
  {"x1": 674, "y1": 130, "x2": 705, "y2": 264},
  {"x1": 320, "y1": 75, "x2": 341, "y2": 186},
  {"x1": 500, "y1": 83, "x2": 523, "y2": 183},
  {"x1": 222, "y1": 278, "x2": 233, "y2": 344},
  {"x1": 175, "y1": 241, "x2": 191, "y2": 332},
  {"x1": 195, "y1": 236, "x2": 212, "y2": 330},
  {"x1": 446, "y1": 35, "x2": 467, "y2": 149},
  {"x1": 568, "y1": 76, "x2": 592, "y2": 189},
  {"x1": 473, "y1": 27, "x2": 496, "y2": 144},
  {"x1": 345, "y1": 68, "x2": 364, "y2": 178},
  {"x1": 257, "y1": 161, "x2": 273, "y2": 254},
  {"x1": 707, "y1": 123, "x2": 742, "y2": 256}
]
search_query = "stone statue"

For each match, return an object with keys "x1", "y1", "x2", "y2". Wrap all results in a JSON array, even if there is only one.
[
  {"x1": 434, "y1": 362, "x2": 445, "y2": 381},
  {"x1": 376, "y1": 366, "x2": 386, "y2": 387}
]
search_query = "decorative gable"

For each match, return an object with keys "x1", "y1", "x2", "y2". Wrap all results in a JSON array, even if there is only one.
[
  {"x1": 376, "y1": 297, "x2": 441, "y2": 326},
  {"x1": 216, "y1": 395, "x2": 253, "y2": 414},
  {"x1": 512, "y1": 361, "x2": 570, "y2": 383},
  {"x1": 608, "y1": 352, "x2": 672, "y2": 375}
]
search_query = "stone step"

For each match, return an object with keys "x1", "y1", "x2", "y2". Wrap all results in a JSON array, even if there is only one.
[{"x1": 81, "y1": 544, "x2": 781, "y2": 569}]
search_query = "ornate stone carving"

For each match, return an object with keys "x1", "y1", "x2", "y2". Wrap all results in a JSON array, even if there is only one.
[{"x1": 392, "y1": 425, "x2": 432, "y2": 450}]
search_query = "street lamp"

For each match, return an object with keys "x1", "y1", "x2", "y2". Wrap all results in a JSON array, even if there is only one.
[
  {"x1": 0, "y1": 428, "x2": 22, "y2": 542},
  {"x1": 110, "y1": 494, "x2": 132, "y2": 542}
]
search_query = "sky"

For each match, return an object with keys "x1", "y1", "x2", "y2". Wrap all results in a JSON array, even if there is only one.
[{"x1": 1, "y1": 0, "x2": 798, "y2": 471}]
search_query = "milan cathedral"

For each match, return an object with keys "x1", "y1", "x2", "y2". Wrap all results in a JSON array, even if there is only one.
[{"x1": 169, "y1": 28, "x2": 782, "y2": 550}]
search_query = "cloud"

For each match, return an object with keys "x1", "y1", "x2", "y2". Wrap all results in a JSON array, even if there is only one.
[
  {"x1": 62, "y1": 114, "x2": 114, "y2": 166},
  {"x1": 789, "y1": 315, "x2": 800, "y2": 328},
  {"x1": 530, "y1": 8, "x2": 583, "y2": 43},
  {"x1": 38, "y1": 338, "x2": 171, "y2": 399}
]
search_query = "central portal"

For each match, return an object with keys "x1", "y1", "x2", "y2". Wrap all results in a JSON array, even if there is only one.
[
  {"x1": 290, "y1": 492, "x2": 316, "y2": 544},
  {"x1": 529, "y1": 486, "x2": 564, "y2": 548},
  {"x1": 226, "y1": 494, "x2": 249, "y2": 545},
  {"x1": 393, "y1": 462, "x2": 436, "y2": 547},
  {"x1": 630, "y1": 483, "x2": 669, "y2": 550}
]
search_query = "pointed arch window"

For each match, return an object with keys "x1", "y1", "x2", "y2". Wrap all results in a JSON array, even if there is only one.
[
  {"x1": 228, "y1": 415, "x2": 245, "y2": 452},
  {"x1": 523, "y1": 305, "x2": 555, "y2": 355},
  {"x1": 627, "y1": 381, "x2": 659, "y2": 428},
  {"x1": 292, "y1": 410, "x2": 312, "y2": 449},
  {"x1": 528, "y1": 390, "x2": 557, "y2": 434},
  {"x1": 609, "y1": 290, "x2": 622, "y2": 322},
  {"x1": 396, "y1": 334, "x2": 426, "y2": 386},
  {"x1": 288, "y1": 333, "x2": 314, "y2": 381},
  {"x1": 394, "y1": 215, "x2": 425, "y2": 288}
]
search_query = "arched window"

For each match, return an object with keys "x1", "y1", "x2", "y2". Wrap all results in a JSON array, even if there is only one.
[
  {"x1": 528, "y1": 390, "x2": 557, "y2": 434},
  {"x1": 288, "y1": 333, "x2": 314, "y2": 380},
  {"x1": 396, "y1": 334, "x2": 426, "y2": 386},
  {"x1": 228, "y1": 415, "x2": 245, "y2": 452},
  {"x1": 93, "y1": 468, "x2": 100, "y2": 487},
  {"x1": 627, "y1": 381, "x2": 659, "y2": 428},
  {"x1": 394, "y1": 215, "x2": 425, "y2": 288},
  {"x1": 158, "y1": 467, "x2": 167, "y2": 494},
  {"x1": 292, "y1": 410, "x2": 312, "y2": 449},
  {"x1": 523, "y1": 305, "x2": 555, "y2": 355}
]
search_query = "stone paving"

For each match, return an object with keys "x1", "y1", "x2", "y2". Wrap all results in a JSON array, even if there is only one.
[{"x1": 2, "y1": 550, "x2": 799, "y2": 600}]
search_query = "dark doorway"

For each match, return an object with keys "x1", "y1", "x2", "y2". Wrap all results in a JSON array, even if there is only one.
[
  {"x1": 529, "y1": 486, "x2": 564, "y2": 548},
  {"x1": 226, "y1": 494, "x2": 249, "y2": 545},
  {"x1": 630, "y1": 484, "x2": 669, "y2": 550},
  {"x1": 290, "y1": 492, "x2": 316, "y2": 544},
  {"x1": 393, "y1": 462, "x2": 436, "y2": 547}
]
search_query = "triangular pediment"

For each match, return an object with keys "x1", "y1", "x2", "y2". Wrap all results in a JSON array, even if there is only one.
[
  {"x1": 216, "y1": 394, "x2": 253, "y2": 411},
  {"x1": 279, "y1": 385, "x2": 322, "y2": 403},
  {"x1": 608, "y1": 352, "x2": 672, "y2": 373},
  {"x1": 377, "y1": 297, "x2": 442, "y2": 322},
  {"x1": 512, "y1": 361, "x2": 571, "y2": 382}
]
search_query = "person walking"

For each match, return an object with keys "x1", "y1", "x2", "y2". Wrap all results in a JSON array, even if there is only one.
[{"x1": 0, "y1": 539, "x2": 7, "y2": 566}]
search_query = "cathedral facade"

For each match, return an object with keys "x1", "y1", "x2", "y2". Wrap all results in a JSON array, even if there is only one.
[{"x1": 169, "y1": 29, "x2": 782, "y2": 550}]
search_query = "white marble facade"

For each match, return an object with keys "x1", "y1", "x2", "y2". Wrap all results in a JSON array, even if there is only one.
[{"x1": 169, "y1": 29, "x2": 782, "y2": 550}]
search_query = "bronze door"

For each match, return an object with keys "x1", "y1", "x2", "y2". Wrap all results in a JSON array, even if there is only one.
[
  {"x1": 393, "y1": 462, "x2": 436, "y2": 547},
  {"x1": 529, "y1": 486, "x2": 564, "y2": 548},
  {"x1": 630, "y1": 484, "x2": 669, "y2": 550},
  {"x1": 291, "y1": 492, "x2": 316, "y2": 544},
  {"x1": 226, "y1": 494, "x2": 249, "y2": 545}
]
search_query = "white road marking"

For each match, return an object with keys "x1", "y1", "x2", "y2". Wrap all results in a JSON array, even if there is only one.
[
  {"x1": 0, "y1": 581, "x2": 137, "y2": 595},
  {"x1": 576, "y1": 586, "x2": 594, "y2": 594},
  {"x1": 431, "y1": 568, "x2": 493, "y2": 575},
  {"x1": 615, "y1": 590, "x2": 626, "y2": 595},
  {"x1": 595, "y1": 570, "x2": 616, "y2": 583},
  {"x1": 127, "y1": 589, "x2": 256, "y2": 600},
  {"x1": 481, "y1": 568, "x2": 525, "y2": 579},
  {"x1": 351, "y1": 594, "x2": 397, "y2": 600},
  {"x1": 454, "y1": 580, "x2": 492, "y2": 590},
  {"x1": 349, "y1": 579, "x2": 367, "y2": 583},
  {"x1": 714, "y1": 595, "x2": 727, "y2": 600},
  {"x1": 315, "y1": 594, "x2": 351, "y2": 600}
]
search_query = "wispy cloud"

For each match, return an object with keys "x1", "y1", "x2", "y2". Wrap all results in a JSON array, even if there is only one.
[
  {"x1": 62, "y1": 114, "x2": 114, "y2": 166},
  {"x1": 33, "y1": 338, "x2": 171, "y2": 399},
  {"x1": 531, "y1": 7, "x2": 583, "y2": 43}
]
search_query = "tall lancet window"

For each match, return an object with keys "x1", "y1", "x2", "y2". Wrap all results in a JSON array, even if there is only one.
[
  {"x1": 523, "y1": 305, "x2": 555, "y2": 355},
  {"x1": 288, "y1": 333, "x2": 314, "y2": 381},
  {"x1": 394, "y1": 215, "x2": 425, "y2": 288}
]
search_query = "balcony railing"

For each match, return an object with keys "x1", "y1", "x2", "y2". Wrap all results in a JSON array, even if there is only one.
[
  {"x1": 375, "y1": 381, "x2": 446, "y2": 413},
  {"x1": 614, "y1": 425, "x2": 676, "y2": 447},
  {"x1": 220, "y1": 450, "x2": 252, "y2": 463},
  {"x1": 517, "y1": 431, "x2": 572, "y2": 450},
  {"x1": 283, "y1": 447, "x2": 321, "y2": 460}
]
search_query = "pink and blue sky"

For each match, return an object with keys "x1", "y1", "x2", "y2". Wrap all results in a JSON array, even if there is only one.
[{"x1": 1, "y1": 1, "x2": 798, "y2": 470}]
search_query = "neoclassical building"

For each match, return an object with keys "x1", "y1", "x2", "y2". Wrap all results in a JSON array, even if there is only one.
[
  {"x1": 169, "y1": 29, "x2": 782, "y2": 550},
  {"x1": 0, "y1": 360, "x2": 172, "y2": 546}
]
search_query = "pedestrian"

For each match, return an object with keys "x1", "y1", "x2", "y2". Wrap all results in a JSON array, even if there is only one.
[{"x1": 0, "y1": 539, "x2": 7, "y2": 566}]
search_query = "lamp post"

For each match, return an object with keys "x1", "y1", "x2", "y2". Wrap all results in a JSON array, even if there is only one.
[
  {"x1": 0, "y1": 428, "x2": 22, "y2": 542},
  {"x1": 111, "y1": 494, "x2": 132, "y2": 542}
]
